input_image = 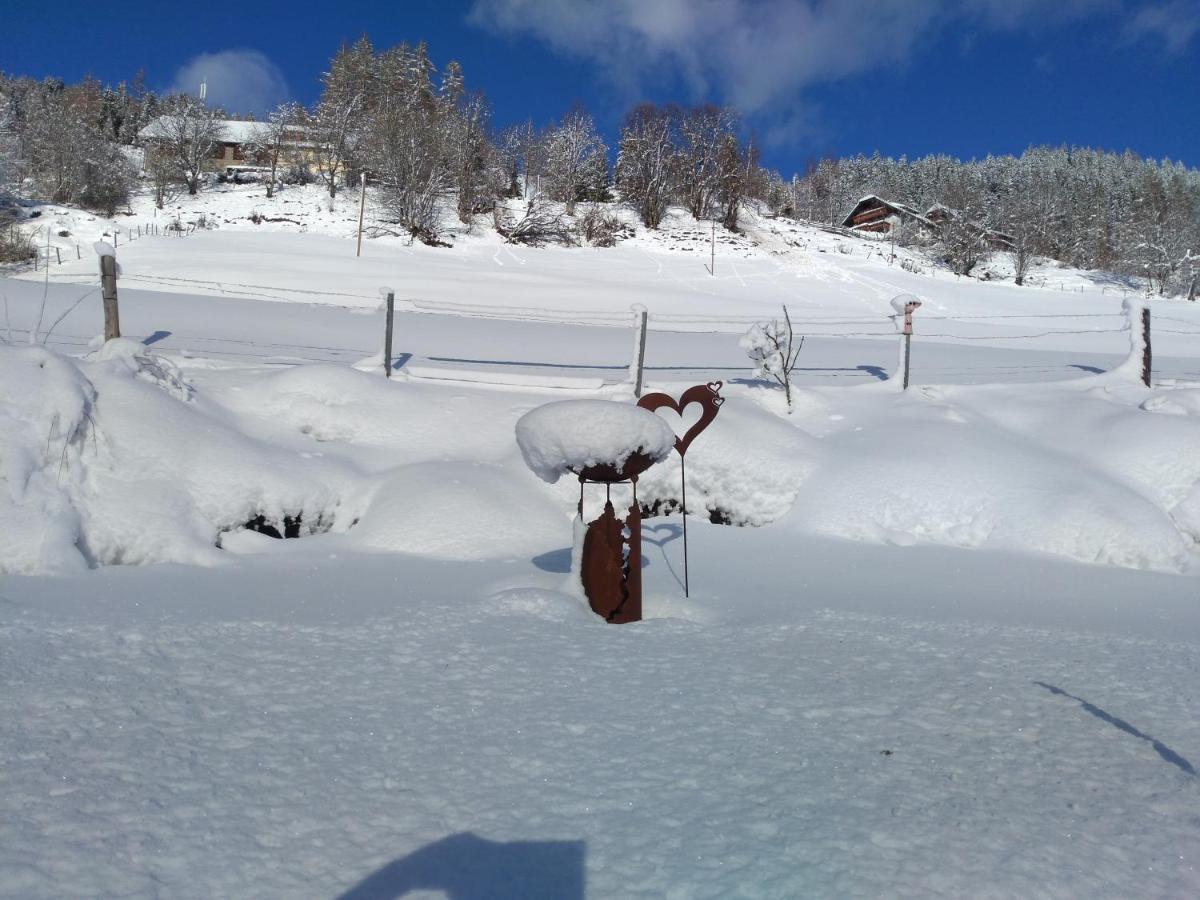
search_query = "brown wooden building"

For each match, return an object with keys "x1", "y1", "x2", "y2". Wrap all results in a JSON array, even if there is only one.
[
  {"x1": 843, "y1": 196, "x2": 1015, "y2": 250},
  {"x1": 841, "y1": 195, "x2": 932, "y2": 235}
]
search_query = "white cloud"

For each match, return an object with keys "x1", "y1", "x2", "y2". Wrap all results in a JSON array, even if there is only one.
[
  {"x1": 1124, "y1": 1, "x2": 1200, "y2": 54},
  {"x1": 167, "y1": 49, "x2": 289, "y2": 116},
  {"x1": 468, "y1": 0, "x2": 1112, "y2": 115}
]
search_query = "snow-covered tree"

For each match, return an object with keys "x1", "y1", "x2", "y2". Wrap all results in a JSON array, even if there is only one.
[
  {"x1": 543, "y1": 106, "x2": 607, "y2": 214},
  {"x1": 312, "y1": 37, "x2": 374, "y2": 199},
  {"x1": 616, "y1": 104, "x2": 676, "y2": 229},
  {"x1": 244, "y1": 101, "x2": 305, "y2": 199},
  {"x1": 148, "y1": 96, "x2": 226, "y2": 196},
  {"x1": 740, "y1": 306, "x2": 804, "y2": 411}
]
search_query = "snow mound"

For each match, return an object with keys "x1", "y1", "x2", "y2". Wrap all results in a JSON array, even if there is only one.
[
  {"x1": 1142, "y1": 387, "x2": 1200, "y2": 417},
  {"x1": 0, "y1": 346, "x2": 364, "y2": 574},
  {"x1": 788, "y1": 403, "x2": 1192, "y2": 571},
  {"x1": 216, "y1": 365, "x2": 521, "y2": 466},
  {"x1": 0, "y1": 347, "x2": 96, "y2": 573},
  {"x1": 87, "y1": 337, "x2": 193, "y2": 401},
  {"x1": 637, "y1": 395, "x2": 817, "y2": 525},
  {"x1": 515, "y1": 400, "x2": 676, "y2": 484},
  {"x1": 353, "y1": 462, "x2": 568, "y2": 560}
]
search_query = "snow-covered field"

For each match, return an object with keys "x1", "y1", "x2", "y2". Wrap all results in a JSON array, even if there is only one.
[{"x1": 2, "y1": 184, "x2": 1200, "y2": 897}]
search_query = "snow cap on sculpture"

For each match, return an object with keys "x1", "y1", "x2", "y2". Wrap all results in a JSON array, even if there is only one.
[{"x1": 515, "y1": 399, "x2": 676, "y2": 484}]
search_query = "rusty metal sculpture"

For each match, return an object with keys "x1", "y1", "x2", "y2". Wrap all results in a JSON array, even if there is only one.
[
  {"x1": 574, "y1": 454, "x2": 653, "y2": 624},
  {"x1": 567, "y1": 383, "x2": 724, "y2": 622},
  {"x1": 636, "y1": 382, "x2": 724, "y2": 597}
]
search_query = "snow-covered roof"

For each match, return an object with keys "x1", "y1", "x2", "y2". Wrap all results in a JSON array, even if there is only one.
[
  {"x1": 138, "y1": 116, "x2": 276, "y2": 144},
  {"x1": 842, "y1": 195, "x2": 933, "y2": 230}
]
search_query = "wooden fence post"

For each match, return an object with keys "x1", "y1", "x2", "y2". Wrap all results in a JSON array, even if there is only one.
[
  {"x1": 632, "y1": 305, "x2": 649, "y2": 397},
  {"x1": 384, "y1": 291, "x2": 395, "y2": 378},
  {"x1": 1142, "y1": 307, "x2": 1152, "y2": 388},
  {"x1": 100, "y1": 254, "x2": 120, "y2": 340}
]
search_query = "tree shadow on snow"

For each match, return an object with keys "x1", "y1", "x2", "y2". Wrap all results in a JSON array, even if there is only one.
[
  {"x1": 335, "y1": 832, "x2": 585, "y2": 900},
  {"x1": 1033, "y1": 681, "x2": 1196, "y2": 776}
]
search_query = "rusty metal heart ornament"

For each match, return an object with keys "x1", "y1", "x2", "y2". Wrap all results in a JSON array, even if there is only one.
[{"x1": 637, "y1": 381, "x2": 724, "y2": 457}]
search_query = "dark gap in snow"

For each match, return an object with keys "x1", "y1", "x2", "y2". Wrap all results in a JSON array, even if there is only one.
[
  {"x1": 240, "y1": 512, "x2": 330, "y2": 540},
  {"x1": 640, "y1": 499, "x2": 743, "y2": 527}
]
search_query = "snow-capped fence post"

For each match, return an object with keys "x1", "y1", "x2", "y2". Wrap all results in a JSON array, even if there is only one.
[
  {"x1": 889, "y1": 295, "x2": 922, "y2": 390},
  {"x1": 383, "y1": 290, "x2": 395, "y2": 378},
  {"x1": 631, "y1": 304, "x2": 649, "y2": 397},
  {"x1": 1141, "y1": 307, "x2": 1152, "y2": 388}
]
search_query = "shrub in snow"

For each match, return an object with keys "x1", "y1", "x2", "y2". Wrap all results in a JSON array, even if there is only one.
[
  {"x1": 0, "y1": 223, "x2": 35, "y2": 263},
  {"x1": 578, "y1": 204, "x2": 628, "y2": 247},
  {"x1": 515, "y1": 400, "x2": 676, "y2": 484},
  {"x1": 494, "y1": 197, "x2": 575, "y2": 247},
  {"x1": 739, "y1": 305, "x2": 805, "y2": 411},
  {"x1": 86, "y1": 338, "x2": 192, "y2": 402}
]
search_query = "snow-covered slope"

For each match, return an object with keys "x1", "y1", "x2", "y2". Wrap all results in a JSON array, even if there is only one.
[{"x1": 3, "y1": 184, "x2": 1200, "y2": 898}]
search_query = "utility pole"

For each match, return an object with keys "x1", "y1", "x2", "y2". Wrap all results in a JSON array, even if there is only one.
[{"x1": 356, "y1": 172, "x2": 367, "y2": 258}]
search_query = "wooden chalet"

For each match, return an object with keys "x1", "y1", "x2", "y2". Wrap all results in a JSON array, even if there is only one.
[
  {"x1": 842, "y1": 196, "x2": 1015, "y2": 250},
  {"x1": 841, "y1": 195, "x2": 932, "y2": 236},
  {"x1": 138, "y1": 116, "x2": 316, "y2": 176}
]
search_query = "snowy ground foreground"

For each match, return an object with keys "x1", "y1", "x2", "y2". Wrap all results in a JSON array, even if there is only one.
[
  {"x1": 2, "y1": 184, "x2": 1200, "y2": 896},
  {"x1": 3, "y1": 536, "x2": 1200, "y2": 897}
]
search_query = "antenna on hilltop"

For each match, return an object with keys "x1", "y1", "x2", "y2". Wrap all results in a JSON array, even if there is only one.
[{"x1": 199, "y1": 79, "x2": 207, "y2": 103}]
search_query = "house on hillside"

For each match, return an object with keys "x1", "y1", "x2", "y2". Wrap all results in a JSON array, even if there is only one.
[
  {"x1": 842, "y1": 196, "x2": 1015, "y2": 251},
  {"x1": 841, "y1": 195, "x2": 933, "y2": 238},
  {"x1": 138, "y1": 116, "x2": 314, "y2": 177}
]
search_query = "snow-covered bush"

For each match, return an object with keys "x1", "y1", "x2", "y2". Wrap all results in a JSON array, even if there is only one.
[
  {"x1": 577, "y1": 204, "x2": 627, "y2": 247},
  {"x1": 494, "y1": 197, "x2": 575, "y2": 247},
  {"x1": 0, "y1": 223, "x2": 35, "y2": 263},
  {"x1": 739, "y1": 306, "x2": 805, "y2": 411}
]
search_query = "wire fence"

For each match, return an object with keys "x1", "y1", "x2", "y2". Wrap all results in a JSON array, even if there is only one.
[{"x1": 9, "y1": 226, "x2": 1200, "y2": 387}]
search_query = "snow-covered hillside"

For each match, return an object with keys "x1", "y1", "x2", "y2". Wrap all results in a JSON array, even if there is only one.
[{"x1": 2, "y1": 184, "x2": 1200, "y2": 898}]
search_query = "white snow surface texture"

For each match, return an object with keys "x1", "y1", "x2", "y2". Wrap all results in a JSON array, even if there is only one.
[{"x1": 2, "y1": 183, "x2": 1200, "y2": 898}]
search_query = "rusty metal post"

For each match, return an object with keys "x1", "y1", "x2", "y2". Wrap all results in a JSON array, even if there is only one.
[{"x1": 637, "y1": 382, "x2": 725, "y2": 599}]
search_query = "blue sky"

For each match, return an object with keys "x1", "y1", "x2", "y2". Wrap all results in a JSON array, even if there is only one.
[{"x1": 4, "y1": 0, "x2": 1198, "y2": 174}]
